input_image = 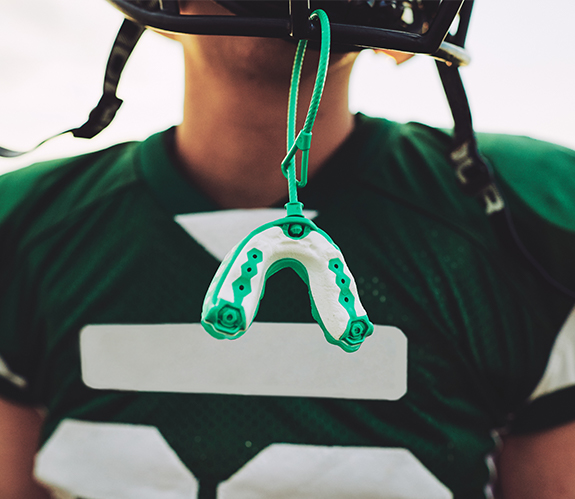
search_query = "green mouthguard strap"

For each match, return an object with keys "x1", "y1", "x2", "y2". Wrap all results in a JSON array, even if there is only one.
[{"x1": 282, "y1": 9, "x2": 331, "y2": 214}]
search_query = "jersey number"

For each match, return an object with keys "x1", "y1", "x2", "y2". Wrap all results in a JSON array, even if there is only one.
[{"x1": 35, "y1": 420, "x2": 452, "y2": 498}]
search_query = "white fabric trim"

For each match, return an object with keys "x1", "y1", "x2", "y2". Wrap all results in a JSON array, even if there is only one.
[
  {"x1": 530, "y1": 306, "x2": 575, "y2": 401},
  {"x1": 0, "y1": 353, "x2": 27, "y2": 389},
  {"x1": 175, "y1": 208, "x2": 317, "y2": 261},
  {"x1": 80, "y1": 322, "x2": 407, "y2": 400},
  {"x1": 35, "y1": 420, "x2": 198, "y2": 499}
]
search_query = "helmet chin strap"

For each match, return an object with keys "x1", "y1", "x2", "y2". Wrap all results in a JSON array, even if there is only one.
[
  {"x1": 0, "y1": 19, "x2": 144, "y2": 158},
  {"x1": 437, "y1": 58, "x2": 575, "y2": 300},
  {"x1": 436, "y1": 61, "x2": 505, "y2": 215}
]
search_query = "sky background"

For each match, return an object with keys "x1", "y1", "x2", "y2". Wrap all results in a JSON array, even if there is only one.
[{"x1": 0, "y1": 0, "x2": 574, "y2": 174}]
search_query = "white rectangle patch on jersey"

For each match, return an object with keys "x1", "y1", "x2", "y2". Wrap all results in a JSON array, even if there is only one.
[{"x1": 80, "y1": 323, "x2": 407, "y2": 400}]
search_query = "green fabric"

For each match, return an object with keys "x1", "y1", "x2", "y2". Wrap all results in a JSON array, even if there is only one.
[{"x1": 0, "y1": 114, "x2": 574, "y2": 498}]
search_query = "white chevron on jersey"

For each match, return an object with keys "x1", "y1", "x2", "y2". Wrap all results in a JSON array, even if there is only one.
[{"x1": 175, "y1": 208, "x2": 318, "y2": 261}]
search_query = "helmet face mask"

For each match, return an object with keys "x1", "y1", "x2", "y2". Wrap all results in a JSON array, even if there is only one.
[
  {"x1": 214, "y1": 1, "x2": 442, "y2": 35},
  {"x1": 106, "y1": 0, "x2": 471, "y2": 61}
]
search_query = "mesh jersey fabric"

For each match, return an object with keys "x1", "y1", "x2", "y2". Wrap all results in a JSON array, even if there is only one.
[{"x1": 0, "y1": 113, "x2": 574, "y2": 498}]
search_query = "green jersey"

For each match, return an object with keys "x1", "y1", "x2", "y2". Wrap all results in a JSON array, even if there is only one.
[{"x1": 1, "y1": 114, "x2": 574, "y2": 498}]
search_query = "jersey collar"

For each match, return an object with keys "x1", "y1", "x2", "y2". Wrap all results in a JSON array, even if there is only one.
[
  {"x1": 135, "y1": 127, "x2": 217, "y2": 215},
  {"x1": 136, "y1": 114, "x2": 391, "y2": 215}
]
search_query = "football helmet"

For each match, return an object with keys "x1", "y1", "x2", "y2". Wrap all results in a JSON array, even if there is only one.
[{"x1": 0, "y1": 0, "x2": 472, "y2": 156}]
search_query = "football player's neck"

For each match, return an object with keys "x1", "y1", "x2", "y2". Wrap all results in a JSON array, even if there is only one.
[{"x1": 174, "y1": 41, "x2": 358, "y2": 209}]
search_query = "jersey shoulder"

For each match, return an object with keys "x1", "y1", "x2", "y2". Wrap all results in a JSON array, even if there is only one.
[
  {"x1": 356, "y1": 115, "x2": 575, "y2": 293},
  {"x1": 0, "y1": 141, "x2": 141, "y2": 247},
  {"x1": 477, "y1": 133, "x2": 575, "y2": 293},
  {"x1": 477, "y1": 132, "x2": 575, "y2": 230},
  {"x1": 360, "y1": 116, "x2": 575, "y2": 229},
  {"x1": 0, "y1": 137, "x2": 153, "y2": 403}
]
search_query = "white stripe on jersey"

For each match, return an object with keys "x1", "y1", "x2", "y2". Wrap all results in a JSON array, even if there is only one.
[{"x1": 80, "y1": 322, "x2": 407, "y2": 400}]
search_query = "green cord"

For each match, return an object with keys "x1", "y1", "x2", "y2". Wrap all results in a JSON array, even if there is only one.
[{"x1": 282, "y1": 9, "x2": 331, "y2": 212}]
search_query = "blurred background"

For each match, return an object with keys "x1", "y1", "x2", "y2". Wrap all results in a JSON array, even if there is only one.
[{"x1": 0, "y1": 0, "x2": 574, "y2": 174}]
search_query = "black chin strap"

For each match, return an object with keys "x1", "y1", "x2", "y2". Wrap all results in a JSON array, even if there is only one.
[
  {"x1": 437, "y1": 60, "x2": 575, "y2": 301},
  {"x1": 0, "y1": 19, "x2": 145, "y2": 158},
  {"x1": 435, "y1": 61, "x2": 505, "y2": 215}
]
